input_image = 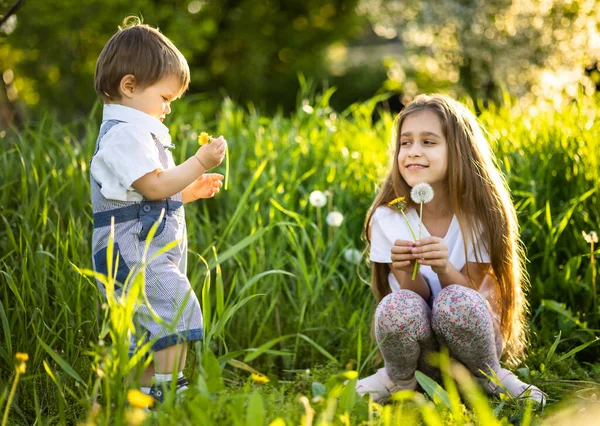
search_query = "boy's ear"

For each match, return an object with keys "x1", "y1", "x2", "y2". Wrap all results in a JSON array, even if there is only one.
[{"x1": 119, "y1": 74, "x2": 137, "y2": 99}]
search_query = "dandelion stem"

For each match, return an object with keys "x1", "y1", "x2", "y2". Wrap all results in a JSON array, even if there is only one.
[
  {"x1": 2, "y1": 371, "x2": 20, "y2": 426},
  {"x1": 412, "y1": 203, "x2": 424, "y2": 280},
  {"x1": 400, "y1": 210, "x2": 417, "y2": 241},
  {"x1": 224, "y1": 143, "x2": 229, "y2": 190}
]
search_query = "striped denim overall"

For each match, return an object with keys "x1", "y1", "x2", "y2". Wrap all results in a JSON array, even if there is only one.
[{"x1": 91, "y1": 120, "x2": 203, "y2": 353}]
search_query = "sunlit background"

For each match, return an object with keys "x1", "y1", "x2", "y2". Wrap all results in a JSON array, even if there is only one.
[{"x1": 1, "y1": 0, "x2": 599, "y2": 127}]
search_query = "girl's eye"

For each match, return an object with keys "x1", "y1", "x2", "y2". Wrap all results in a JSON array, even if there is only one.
[
  {"x1": 400, "y1": 140, "x2": 411, "y2": 146},
  {"x1": 162, "y1": 96, "x2": 169, "y2": 102},
  {"x1": 424, "y1": 140, "x2": 435, "y2": 145}
]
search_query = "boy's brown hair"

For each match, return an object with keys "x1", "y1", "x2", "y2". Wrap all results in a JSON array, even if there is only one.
[{"x1": 94, "y1": 16, "x2": 190, "y2": 102}]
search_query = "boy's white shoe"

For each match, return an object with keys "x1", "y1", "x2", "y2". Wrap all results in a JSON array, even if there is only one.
[
  {"x1": 356, "y1": 368, "x2": 417, "y2": 403},
  {"x1": 477, "y1": 368, "x2": 546, "y2": 406}
]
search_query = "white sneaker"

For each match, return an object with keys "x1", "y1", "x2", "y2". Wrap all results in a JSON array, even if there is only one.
[
  {"x1": 477, "y1": 368, "x2": 546, "y2": 406},
  {"x1": 356, "y1": 368, "x2": 417, "y2": 403}
]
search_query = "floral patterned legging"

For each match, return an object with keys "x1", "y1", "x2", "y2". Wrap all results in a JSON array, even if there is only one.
[{"x1": 375, "y1": 285, "x2": 503, "y2": 382}]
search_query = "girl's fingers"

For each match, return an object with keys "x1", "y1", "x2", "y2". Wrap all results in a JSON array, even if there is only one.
[
  {"x1": 412, "y1": 250, "x2": 445, "y2": 259},
  {"x1": 392, "y1": 261, "x2": 411, "y2": 269},
  {"x1": 391, "y1": 243, "x2": 415, "y2": 254},
  {"x1": 414, "y1": 236, "x2": 443, "y2": 246}
]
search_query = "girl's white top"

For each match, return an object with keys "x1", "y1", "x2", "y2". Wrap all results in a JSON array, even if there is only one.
[
  {"x1": 90, "y1": 104, "x2": 173, "y2": 202},
  {"x1": 370, "y1": 206, "x2": 500, "y2": 320}
]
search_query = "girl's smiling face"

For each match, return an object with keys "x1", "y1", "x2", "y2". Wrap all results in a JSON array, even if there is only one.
[{"x1": 398, "y1": 109, "x2": 448, "y2": 189}]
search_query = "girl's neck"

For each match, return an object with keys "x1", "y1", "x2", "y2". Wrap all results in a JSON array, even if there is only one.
[{"x1": 419, "y1": 190, "x2": 453, "y2": 218}]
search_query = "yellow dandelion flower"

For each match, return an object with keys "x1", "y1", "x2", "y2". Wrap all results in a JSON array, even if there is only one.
[
  {"x1": 17, "y1": 363, "x2": 26, "y2": 374},
  {"x1": 341, "y1": 370, "x2": 358, "y2": 380},
  {"x1": 125, "y1": 407, "x2": 147, "y2": 426},
  {"x1": 15, "y1": 352, "x2": 29, "y2": 362},
  {"x1": 269, "y1": 418, "x2": 287, "y2": 426},
  {"x1": 251, "y1": 373, "x2": 269, "y2": 384},
  {"x1": 127, "y1": 389, "x2": 154, "y2": 408},
  {"x1": 198, "y1": 132, "x2": 213, "y2": 146},
  {"x1": 339, "y1": 413, "x2": 351, "y2": 426},
  {"x1": 387, "y1": 196, "x2": 406, "y2": 211}
]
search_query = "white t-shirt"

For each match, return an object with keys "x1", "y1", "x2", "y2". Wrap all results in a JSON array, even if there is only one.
[
  {"x1": 370, "y1": 205, "x2": 491, "y2": 301},
  {"x1": 90, "y1": 104, "x2": 174, "y2": 202}
]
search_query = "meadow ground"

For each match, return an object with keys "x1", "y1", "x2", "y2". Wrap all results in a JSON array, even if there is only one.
[{"x1": 1, "y1": 91, "x2": 599, "y2": 425}]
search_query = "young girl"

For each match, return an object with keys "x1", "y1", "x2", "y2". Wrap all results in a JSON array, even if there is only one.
[{"x1": 356, "y1": 94, "x2": 545, "y2": 404}]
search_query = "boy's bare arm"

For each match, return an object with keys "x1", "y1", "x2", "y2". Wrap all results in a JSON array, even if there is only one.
[{"x1": 133, "y1": 137, "x2": 226, "y2": 200}]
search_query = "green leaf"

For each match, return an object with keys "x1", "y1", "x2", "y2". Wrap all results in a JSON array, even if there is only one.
[
  {"x1": 415, "y1": 370, "x2": 451, "y2": 410},
  {"x1": 246, "y1": 391, "x2": 265, "y2": 426},
  {"x1": 312, "y1": 382, "x2": 326, "y2": 398},
  {"x1": 202, "y1": 349, "x2": 225, "y2": 393},
  {"x1": 37, "y1": 336, "x2": 85, "y2": 385}
]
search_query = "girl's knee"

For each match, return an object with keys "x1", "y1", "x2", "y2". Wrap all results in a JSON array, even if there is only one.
[
  {"x1": 432, "y1": 285, "x2": 491, "y2": 332},
  {"x1": 378, "y1": 290, "x2": 429, "y2": 317},
  {"x1": 375, "y1": 290, "x2": 430, "y2": 338},
  {"x1": 433, "y1": 285, "x2": 484, "y2": 310}
]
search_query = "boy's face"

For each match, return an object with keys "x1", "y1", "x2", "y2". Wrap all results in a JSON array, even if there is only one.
[{"x1": 120, "y1": 75, "x2": 182, "y2": 122}]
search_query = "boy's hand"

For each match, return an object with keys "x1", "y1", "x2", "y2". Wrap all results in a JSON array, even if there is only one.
[
  {"x1": 189, "y1": 173, "x2": 224, "y2": 199},
  {"x1": 390, "y1": 239, "x2": 418, "y2": 273},
  {"x1": 195, "y1": 136, "x2": 227, "y2": 170}
]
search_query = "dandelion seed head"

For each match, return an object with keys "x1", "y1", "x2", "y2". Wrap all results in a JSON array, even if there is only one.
[
  {"x1": 410, "y1": 183, "x2": 434, "y2": 204},
  {"x1": 309, "y1": 190, "x2": 327, "y2": 207},
  {"x1": 343, "y1": 248, "x2": 361, "y2": 264},
  {"x1": 326, "y1": 211, "x2": 344, "y2": 227},
  {"x1": 582, "y1": 230, "x2": 598, "y2": 244}
]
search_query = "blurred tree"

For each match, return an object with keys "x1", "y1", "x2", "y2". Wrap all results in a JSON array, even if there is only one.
[
  {"x1": 361, "y1": 0, "x2": 600, "y2": 107},
  {"x1": 0, "y1": 0, "x2": 368, "y2": 123}
]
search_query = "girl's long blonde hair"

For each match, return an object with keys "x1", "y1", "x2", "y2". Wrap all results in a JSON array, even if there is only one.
[{"x1": 365, "y1": 94, "x2": 528, "y2": 365}]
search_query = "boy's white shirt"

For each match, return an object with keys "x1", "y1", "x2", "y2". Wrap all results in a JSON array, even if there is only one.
[
  {"x1": 370, "y1": 206, "x2": 498, "y2": 318},
  {"x1": 90, "y1": 104, "x2": 174, "y2": 202}
]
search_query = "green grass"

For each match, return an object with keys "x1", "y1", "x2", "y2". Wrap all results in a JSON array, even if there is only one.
[{"x1": 0, "y1": 89, "x2": 599, "y2": 425}]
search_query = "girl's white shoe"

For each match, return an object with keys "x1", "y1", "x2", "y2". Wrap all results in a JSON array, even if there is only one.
[
  {"x1": 355, "y1": 368, "x2": 417, "y2": 403},
  {"x1": 477, "y1": 368, "x2": 546, "y2": 406}
]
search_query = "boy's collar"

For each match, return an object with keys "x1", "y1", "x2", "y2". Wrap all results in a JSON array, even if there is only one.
[{"x1": 102, "y1": 104, "x2": 170, "y2": 137}]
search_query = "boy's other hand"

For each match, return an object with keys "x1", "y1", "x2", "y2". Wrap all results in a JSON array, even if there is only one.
[
  {"x1": 195, "y1": 136, "x2": 227, "y2": 170},
  {"x1": 189, "y1": 173, "x2": 224, "y2": 199}
]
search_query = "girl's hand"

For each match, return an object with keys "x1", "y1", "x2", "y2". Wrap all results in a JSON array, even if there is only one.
[
  {"x1": 188, "y1": 173, "x2": 224, "y2": 199},
  {"x1": 390, "y1": 239, "x2": 418, "y2": 273},
  {"x1": 195, "y1": 136, "x2": 227, "y2": 170},
  {"x1": 411, "y1": 236, "x2": 449, "y2": 275}
]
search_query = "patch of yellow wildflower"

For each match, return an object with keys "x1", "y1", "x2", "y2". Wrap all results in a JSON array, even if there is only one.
[
  {"x1": 198, "y1": 132, "x2": 213, "y2": 146},
  {"x1": 127, "y1": 389, "x2": 154, "y2": 408},
  {"x1": 16, "y1": 352, "x2": 28, "y2": 374},
  {"x1": 387, "y1": 196, "x2": 406, "y2": 211},
  {"x1": 125, "y1": 408, "x2": 147, "y2": 426},
  {"x1": 251, "y1": 372, "x2": 269, "y2": 384}
]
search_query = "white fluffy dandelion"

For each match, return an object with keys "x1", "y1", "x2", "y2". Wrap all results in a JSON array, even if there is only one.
[
  {"x1": 410, "y1": 183, "x2": 434, "y2": 204},
  {"x1": 326, "y1": 211, "x2": 344, "y2": 227},
  {"x1": 343, "y1": 248, "x2": 361, "y2": 264},
  {"x1": 583, "y1": 230, "x2": 598, "y2": 244},
  {"x1": 309, "y1": 190, "x2": 327, "y2": 208}
]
